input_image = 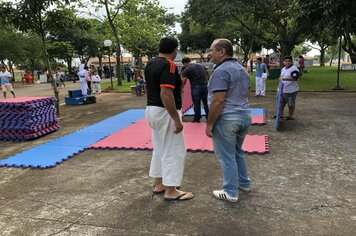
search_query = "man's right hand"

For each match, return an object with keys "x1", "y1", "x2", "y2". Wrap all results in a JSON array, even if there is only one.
[{"x1": 174, "y1": 119, "x2": 183, "y2": 134}]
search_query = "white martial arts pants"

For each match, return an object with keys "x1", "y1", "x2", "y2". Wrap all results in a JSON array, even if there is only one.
[
  {"x1": 93, "y1": 82, "x2": 101, "y2": 93},
  {"x1": 80, "y1": 80, "x2": 88, "y2": 96},
  {"x1": 145, "y1": 106, "x2": 186, "y2": 187},
  {"x1": 255, "y1": 76, "x2": 266, "y2": 96}
]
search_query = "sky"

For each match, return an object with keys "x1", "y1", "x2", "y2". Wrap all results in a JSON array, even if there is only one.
[
  {"x1": 159, "y1": 0, "x2": 187, "y2": 14},
  {"x1": 159, "y1": 0, "x2": 188, "y2": 33}
]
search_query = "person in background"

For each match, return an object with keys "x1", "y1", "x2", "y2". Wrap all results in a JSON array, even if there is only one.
[
  {"x1": 298, "y1": 55, "x2": 305, "y2": 76},
  {"x1": 136, "y1": 70, "x2": 146, "y2": 96},
  {"x1": 145, "y1": 36, "x2": 193, "y2": 201},
  {"x1": 263, "y1": 54, "x2": 270, "y2": 69},
  {"x1": 56, "y1": 67, "x2": 65, "y2": 88},
  {"x1": 23, "y1": 72, "x2": 34, "y2": 85},
  {"x1": 206, "y1": 38, "x2": 252, "y2": 203},
  {"x1": 254, "y1": 57, "x2": 268, "y2": 97},
  {"x1": 278, "y1": 56, "x2": 300, "y2": 120},
  {"x1": 77, "y1": 65, "x2": 88, "y2": 96},
  {"x1": 124, "y1": 65, "x2": 134, "y2": 82},
  {"x1": 79, "y1": 60, "x2": 85, "y2": 71},
  {"x1": 0, "y1": 65, "x2": 16, "y2": 99},
  {"x1": 54, "y1": 68, "x2": 60, "y2": 88},
  {"x1": 91, "y1": 70, "x2": 102, "y2": 94},
  {"x1": 181, "y1": 57, "x2": 209, "y2": 122},
  {"x1": 71, "y1": 67, "x2": 78, "y2": 83},
  {"x1": 87, "y1": 67, "x2": 92, "y2": 92}
]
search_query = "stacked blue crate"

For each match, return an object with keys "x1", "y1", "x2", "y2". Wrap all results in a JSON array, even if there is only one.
[
  {"x1": 65, "y1": 89, "x2": 96, "y2": 105},
  {"x1": 0, "y1": 97, "x2": 60, "y2": 141}
]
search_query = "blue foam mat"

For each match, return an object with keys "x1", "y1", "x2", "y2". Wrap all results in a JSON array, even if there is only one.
[
  {"x1": 183, "y1": 107, "x2": 265, "y2": 116},
  {"x1": 0, "y1": 145, "x2": 85, "y2": 168},
  {"x1": 0, "y1": 109, "x2": 145, "y2": 168}
]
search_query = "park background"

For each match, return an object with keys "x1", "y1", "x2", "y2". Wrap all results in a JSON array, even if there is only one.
[
  {"x1": 0, "y1": 1, "x2": 356, "y2": 235},
  {"x1": 1, "y1": 1, "x2": 355, "y2": 97}
]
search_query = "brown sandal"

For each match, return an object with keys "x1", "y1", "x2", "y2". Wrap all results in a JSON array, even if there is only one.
[{"x1": 164, "y1": 192, "x2": 194, "y2": 201}]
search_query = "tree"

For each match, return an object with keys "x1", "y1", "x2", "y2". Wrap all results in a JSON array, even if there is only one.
[
  {"x1": 47, "y1": 41, "x2": 76, "y2": 70},
  {"x1": 1, "y1": 0, "x2": 74, "y2": 116},
  {"x1": 179, "y1": 7, "x2": 265, "y2": 63},
  {"x1": 179, "y1": 13, "x2": 215, "y2": 59},
  {"x1": 87, "y1": 0, "x2": 132, "y2": 86},
  {"x1": 0, "y1": 25, "x2": 28, "y2": 76},
  {"x1": 298, "y1": 0, "x2": 356, "y2": 63},
  {"x1": 218, "y1": 21, "x2": 264, "y2": 63},
  {"x1": 117, "y1": 0, "x2": 177, "y2": 67},
  {"x1": 342, "y1": 35, "x2": 356, "y2": 63},
  {"x1": 326, "y1": 44, "x2": 339, "y2": 66},
  {"x1": 182, "y1": 0, "x2": 308, "y2": 64},
  {"x1": 291, "y1": 44, "x2": 311, "y2": 60},
  {"x1": 84, "y1": 0, "x2": 178, "y2": 85}
]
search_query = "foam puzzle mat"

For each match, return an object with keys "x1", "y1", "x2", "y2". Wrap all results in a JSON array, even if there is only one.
[
  {"x1": 0, "y1": 109, "x2": 145, "y2": 168},
  {"x1": 90, "y1": 119, "x2": 269, "y2": 154}
]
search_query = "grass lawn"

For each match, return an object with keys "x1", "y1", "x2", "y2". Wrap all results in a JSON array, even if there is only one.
[
  {"x1": 101, "y1": 78, "x2": 136, "y2": 92},
  {"x1": 250, "y1": 66, "x2": 356, "y2": 91},
  {"x1": 100, "y1": 66, "x2": 355, "y2": 92}
]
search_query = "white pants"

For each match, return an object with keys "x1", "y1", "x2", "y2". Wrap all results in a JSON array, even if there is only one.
[
  {"x1": 145, "y1": 106, "x2": 186, "y2": 186},
  {"x1": 80, "y1": 81, "x2": 88, "y2": 96},
  {"x1": 93, "y1": 82, "x2": 101, "y2": 93},
  {"x1": 255, "y1": 76, "x2": 266, "y2": 96}
]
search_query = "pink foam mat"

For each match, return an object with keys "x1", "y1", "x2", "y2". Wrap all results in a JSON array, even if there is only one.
[
  {"x1": 90, "y1": 119, "x2": 269, "y2": 154},
  {"x1": 0, "y1": 97, "x2": 52, "y2": 103},
  {"x1": 182, "y1": 80, "x2": 193, "y2": 113},
  {"x1": 252, "y1": 115, "x2": 266, "y2": 125}
]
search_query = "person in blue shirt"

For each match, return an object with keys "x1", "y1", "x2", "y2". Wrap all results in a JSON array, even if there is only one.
[
  {"x1": 254, "y1": 57, "x2": 268, "y2": 96},
  {"x1": 206, "y1": 39, "x2": 252, "y2": 203},
  {"x1": 0, "y1": 66, "x2": 16, "y2": 99}
]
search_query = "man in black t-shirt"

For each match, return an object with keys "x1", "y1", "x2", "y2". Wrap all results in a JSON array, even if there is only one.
[
  {"x1": 181, "y1": 57, "x2": 209, "y2": 122},
  {"x1": 145, "y1": 37, "x2": 193, "y2": 201}
]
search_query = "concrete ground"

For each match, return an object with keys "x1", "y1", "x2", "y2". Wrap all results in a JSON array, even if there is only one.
[{"x1": 0, "y1": 81, "x2": 355, "y2": 236}]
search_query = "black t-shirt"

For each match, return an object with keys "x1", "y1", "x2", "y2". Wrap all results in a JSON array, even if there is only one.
[
  {"x1": 181, "y1": 63, "x2": 207, "y2": 85},
  {"x1": 145, "y1": 57, "x2": 182, "y2": 110}
]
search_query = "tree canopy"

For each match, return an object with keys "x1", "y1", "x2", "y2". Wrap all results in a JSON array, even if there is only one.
[
  {"x1": 180, "y1": 0, "x2": 308, "y2": 63},
  {"x1": 298, "y1": 0, "x2": 356, "y2": 63}
]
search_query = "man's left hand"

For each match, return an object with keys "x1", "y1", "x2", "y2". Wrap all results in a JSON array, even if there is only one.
[{"x1": 205, "y1": 125, "x2": 213, "y2": 138}]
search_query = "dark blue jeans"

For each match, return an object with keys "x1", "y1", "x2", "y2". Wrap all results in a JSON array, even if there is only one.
[
  {"x1": 126, "y1": 73, "x2": 133, "y2": 82},
  {"x1": 191, "y1": 84, "x2": 209, "y2": 122}
]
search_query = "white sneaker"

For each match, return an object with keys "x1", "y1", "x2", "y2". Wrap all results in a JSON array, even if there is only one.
[
  {"x1": 238, "y1": 186, "x2": 251, "y2": 192},
  {"x1": 213, "y1": 190, "x2": 238, "y2": 202}
]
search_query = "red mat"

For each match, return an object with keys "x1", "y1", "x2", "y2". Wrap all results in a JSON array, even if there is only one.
[
  {"x1": 90, "y1": 119, "x2": 269, "y2": 154},
  {"x1": 182, "y1": 80, "x2": 193, "y2": 113}
]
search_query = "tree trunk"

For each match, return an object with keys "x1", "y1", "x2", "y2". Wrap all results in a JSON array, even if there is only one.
[
  {"x1": 66, "y1": 57, "x2": 72, "y2": 72},
  {"x1": 342, "y1": 33, "x2": 356, "y2": 64},
  {"x1": 350, "y1": 55, "x2": 356, "y2": 64},
  {"x1": 242, "y1": 37, "x2": 253, "y2": 64},
  {"x1": 104, "y1": 0, "x2": 123, "y2": 86},
  {"x1": 279, "y1": 41, "x2": 294, "y2": 66},
  {"x1": 320, "y1": 48, "x2": 326, "y2": 67},
  {"x1": 8, "y1": 60, "x2": 14, "y2": 81},
  {"x1": 114, "y1": 39, "x2": 123, "y2": 86},
  {"x1": 39, "y1": 16, "x2": 59, "y2": 116},
  {"x1": 98, "y1": 56, "x2": 103, "y2": 77}
]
